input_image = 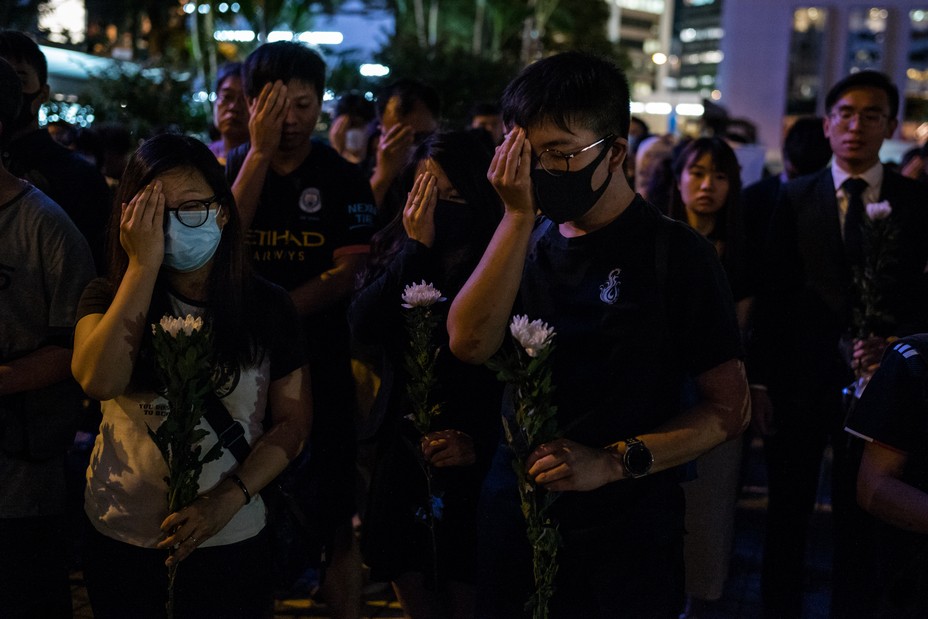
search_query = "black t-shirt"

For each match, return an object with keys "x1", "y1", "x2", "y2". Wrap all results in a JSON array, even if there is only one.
[
  {"x1": 845, "y1": 335, "x2": 928, "y2": 612},
  {"x1": 226, "y1": 140, "x2": 377, "y2": 407},
  {"x1": 519, "y1": 197, "x2": 742, "y2": 529},
  {"x1": 846, "y1": 335, "x2": 928, "y2": 494}
]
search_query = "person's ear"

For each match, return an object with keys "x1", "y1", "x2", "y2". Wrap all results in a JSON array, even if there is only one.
[
  {"x1": 607, "y1": 137, "x2": 628, "y2": 173},
  {"x1": 217, "y1": 203, "x2": 230, "y2": 229},
  {"x1": 885, "y1": 117, "x2": 899, "y2": 140},
  {"x1": 36, "y1": 83, "x2": 50, "y2": 110}
]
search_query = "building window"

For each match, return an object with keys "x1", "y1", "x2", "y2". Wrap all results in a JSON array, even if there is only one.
[
  {"x1": 845, "y1": 7, "x2": 888, "y2": 74},
  {"x1": 905, "y1": 9, "x2": 928, "y2": 139},
  {"x1": 786, "y1": 7, "x2": 828, "y2": 115}
]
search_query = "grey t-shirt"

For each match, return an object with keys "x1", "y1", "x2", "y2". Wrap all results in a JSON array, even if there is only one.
[{"x1": 0, "y1": 184, "x2": 95, "y2": 517}]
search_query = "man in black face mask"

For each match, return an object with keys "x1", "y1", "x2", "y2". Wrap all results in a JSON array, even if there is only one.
[
  {"x1": 448, "y1": 52, "x2": 750, "y2": 617},
  {"x1": 0, "y1": 30, "x2": 109, "y2": 273}
]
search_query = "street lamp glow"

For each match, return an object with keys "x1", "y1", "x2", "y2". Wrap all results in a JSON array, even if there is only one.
[
  {"x1": 644, "y1": 102, "x2": 672, "y2": 115},
  {"x1": 197, "y1": 3, "x2": 210, "y2": 14},
  {"x1": 183, "y1": 3, "x2": 196, "y2": 14},
  {"x1": 267, "y1": 31, "x2": 294, "y2": 42},
  {"x1": 298, "y1": 31, "x2": 344, "y2": 45},
  {"x1": 651, "y1": 52, "x2": 668, "y2": 65},
  {"x1": 214, "y1": 30, "x2": 257, "y2": 42},
  {"x1": 360, "y1": 63, "x2": 390, "y2": 77},
  {"x1": 675, "y1": 103, "x2": 705, "y2": 116}
]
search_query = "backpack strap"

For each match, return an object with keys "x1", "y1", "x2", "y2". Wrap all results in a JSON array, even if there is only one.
[{"x1": 203, "y1": 393, "x2": 251, "y2": 464}]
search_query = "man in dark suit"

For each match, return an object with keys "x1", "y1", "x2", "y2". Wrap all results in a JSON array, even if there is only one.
[{"x1": 753, "y1": 71, "x2": 928, "y2": 618}]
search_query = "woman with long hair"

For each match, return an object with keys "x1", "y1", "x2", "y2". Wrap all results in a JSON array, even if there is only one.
[
  {"x1": 71, "y1": 134, "x2": 312, "y2": 618},
  {"x1": 350, "y1": 130, "x2": 504, "y2": 619}
]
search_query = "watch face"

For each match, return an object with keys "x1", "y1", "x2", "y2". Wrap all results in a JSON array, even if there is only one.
[{"x1": 625, "y1": 443, "x2": 653, "y2": 476}]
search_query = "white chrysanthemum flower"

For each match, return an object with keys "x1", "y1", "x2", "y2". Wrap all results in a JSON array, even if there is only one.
[
  {"x1": 865, "y1": 200, "x2": 892, "y2": 221},
  {"x1": 401, "y1": 281, "x2": 446, "y2": 308},
  {"x1": 509, "y1": 315, "x2": 555, "y2": 358},
  {"x1": 156, "y1": 314, "x2": 204, "y2": 338}
]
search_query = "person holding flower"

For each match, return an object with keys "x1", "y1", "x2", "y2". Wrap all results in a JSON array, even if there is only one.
[
  {"x1": 71, "y1": 134, "x2": 312, "y2": 618},
  {"x1": 448, "y1": 52, "x2": 749, "y2": 618},
  {"x1": 752, "y1": 70, "x2": 928, "y2": 618},
  {"x1": 350, "y1": 130, "x2": 504, "y2": 618}
]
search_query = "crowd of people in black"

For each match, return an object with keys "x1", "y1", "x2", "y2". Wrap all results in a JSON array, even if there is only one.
[{"x1": 3, "y1": 25, "x2": 928, "y2": 619}]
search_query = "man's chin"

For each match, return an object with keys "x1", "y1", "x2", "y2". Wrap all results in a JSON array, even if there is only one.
[{"x1": 279, "y1": 135, "x2": 310, "y2": 152}]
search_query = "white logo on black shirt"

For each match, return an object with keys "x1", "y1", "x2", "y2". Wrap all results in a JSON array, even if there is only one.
[
  {"x1": 599, "y1": 268, "x2": 622, "y2": 304},
  {"x1": 299, "y1": 188, "x2": 322, "y2": 214}
]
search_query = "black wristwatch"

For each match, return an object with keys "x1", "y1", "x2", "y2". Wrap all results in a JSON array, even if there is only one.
[{"x1": 622, "y1": 437, "x2": 653, "y2": 478}]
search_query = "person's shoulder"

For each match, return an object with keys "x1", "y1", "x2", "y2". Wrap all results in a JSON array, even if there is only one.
[
  {"x1": 16, "y1": 185, "x2": 72, "y2": 221},
  {"x1": 883, "y1": 166, "x2": 928, "y2": 202},
  {"x1": 251, "y1": 275, "x2": 296, "y2": 310},
  {"x1": 226, "y1": 142, "x2": 250, "y2": 172},
  {"x1": 310, "y1": 140, "x2": 365, "y2": 174},
  {"x1": 784, "y1": 167, "x2": 829, "y2": 193},
  {"x1": 742, "y1": 175, "x2": 781, "y2": 199}
]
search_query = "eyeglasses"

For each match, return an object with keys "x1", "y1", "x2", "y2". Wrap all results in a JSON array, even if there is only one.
[
  {"x1": 534, "y1": 134, "x2": 616, "y2": 177},
  {"x1": 830, "y1": 107, "x2": 889, "y2": 127},
  {"x1": 216, "y1": 92, "x2": 244, "y2": 106},
  {"x1": 167, "y1": 197, "x2": 220, "y2": 228}
]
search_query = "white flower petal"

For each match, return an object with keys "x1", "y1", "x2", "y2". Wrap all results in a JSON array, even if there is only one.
[
  {"x1": 509, "y1": 314, "x2": 555, "y2": 357},
  {"x1": 865, "y1": 200, "x2": 892, "y2": 221},
  {"x1": 401, "y1": 280, "x2": 446, "y2": 308}
]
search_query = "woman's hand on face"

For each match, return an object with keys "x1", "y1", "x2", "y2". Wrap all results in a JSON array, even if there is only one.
[
  {"x1": 420, "y1": 429, "x2": 476, "y2": 467},
  {"x1": 156, "y1": 482, "x2": 244, "y2": 566},
  {"x1": 487, "y1": 126, "x2": 535, "y2": 216},
  {"x1": 120, "y1": 180, "x2": 165, "y2": 271},
  {"x1": 403, "y1": 172, "x2": 438, "y2": 247}
]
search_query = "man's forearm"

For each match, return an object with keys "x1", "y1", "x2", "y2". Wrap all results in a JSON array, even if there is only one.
[
  {"x1": 231, "y1": 149, "x2": 271, "y2": 230},
  {"x1": 607, "y1": 359, "x2": 750, "y2": 475},
  {"x1": 448, "y1": 210, "x2": 535, "y2": 364}
]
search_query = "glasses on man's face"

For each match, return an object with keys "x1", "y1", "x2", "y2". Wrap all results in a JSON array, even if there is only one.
[
  {"x1": 830, "y1": 107, "x2": 888, "y2": 128},
  {"x1": 166, "y1": 197, "x2": 220, "y2": 228},
  {"x1": 534, "y1": 134, "x2": 616, "y2": 177},
  {"x1": 216, "y1": 91, "x2": 244, "y2": 107}
]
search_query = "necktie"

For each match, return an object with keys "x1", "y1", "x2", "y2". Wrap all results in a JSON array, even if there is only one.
[{"x1": 843, "y1": 177, "x2": 868, "y2": 265}]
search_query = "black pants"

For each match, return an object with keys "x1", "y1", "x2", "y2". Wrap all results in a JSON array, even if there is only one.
[
  {"x1": 0, "y1": 514, "x2": 72, "y2": 618},
  {"x1": 475, "y1": 445, "x2": 684, "y2": 619},
  {"x1": 83, "y1": 519, "x2": 273, "y2": 619},
  {"x1": 762, "y1": 388, "x2": 877, "y2": 619}
]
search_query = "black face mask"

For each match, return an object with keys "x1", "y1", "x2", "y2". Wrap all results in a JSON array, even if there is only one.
[
  {"x1": 530, "y1": 137, "x2": 616, "y2": 224},
  {"x1": 13, "y1": 89, "x2": 41, "y2": 130}
]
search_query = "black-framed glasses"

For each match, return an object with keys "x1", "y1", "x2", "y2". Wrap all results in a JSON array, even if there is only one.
[
  {"x1": 535, "y1": 134, "x2": 616, "y2": 177},
  {"x1": 167, "y1": 197, "x2": 220, "y2": 228},
  {"x1": 830, "y1": 107, "x2": 888, "y2": 127}
]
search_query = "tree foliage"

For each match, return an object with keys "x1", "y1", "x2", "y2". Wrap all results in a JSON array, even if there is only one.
[{"x1": 376, "y1": 0, "x2": 627, "y2": 126}]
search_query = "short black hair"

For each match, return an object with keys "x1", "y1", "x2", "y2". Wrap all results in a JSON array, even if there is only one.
[
  {"x1": 375, "y1": 78, "x2": 441, "y2": 120},
  {"x1": 215, "y1": 61, "x2": 242, "y2": 92},
  {"x1": 0, "y1": 30, "x2": 47, "y2": 86},
  {"x1": 783, "y1": 116, "x2": 832, "y2": 176},
  {"x1": 825, "y1": 70, "x2": 899, "y2": 119},
  {"x1": 242, "y1": 42, "x2": 325, "y2": 101},
  {"x1": 501, "y1": 51, "x2": 630, "y2": 139},
  {"x1": 0, "y1": 57, "x2": 21, "y2": 147}
]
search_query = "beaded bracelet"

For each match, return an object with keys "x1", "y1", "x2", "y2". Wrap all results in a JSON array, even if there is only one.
[{"x1": 229, "y1": 473, "x2": 251, "y2": 505}]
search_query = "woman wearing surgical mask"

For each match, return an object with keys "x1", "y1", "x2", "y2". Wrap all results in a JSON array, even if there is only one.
[
  {"x1": 349, "y1": 130, "x2": 503, "y2": 619},
  {"x1": 71, "y1": 134, "x2": 312, "y2": 618},
  {"x1": 668, "y1": 136, "x2": 751, "y2": 618}
]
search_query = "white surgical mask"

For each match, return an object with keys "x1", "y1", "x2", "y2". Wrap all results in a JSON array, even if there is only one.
[{"x1": 163, "y1": 209, "x2": 222, "y2": 272}]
